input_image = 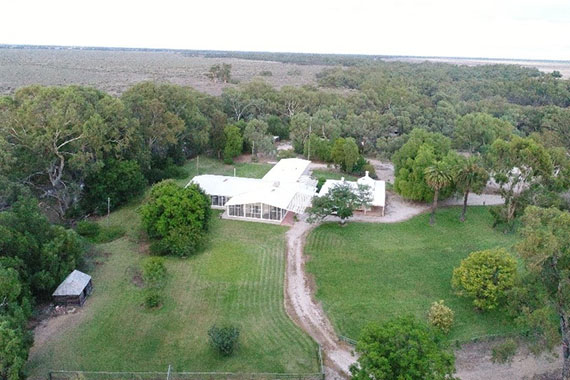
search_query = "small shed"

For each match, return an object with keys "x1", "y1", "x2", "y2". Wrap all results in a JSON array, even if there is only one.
[{"x1": 52, "y1": 270, "x2": 93, "y2": 306}]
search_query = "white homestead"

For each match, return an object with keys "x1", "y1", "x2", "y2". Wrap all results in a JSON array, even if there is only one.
[
  {"x1": 318, "y1": 171, "x2": 386, "y2": 216},
  {"x1": 189, "y1": 158, "x2": 316, "y2": 223}
]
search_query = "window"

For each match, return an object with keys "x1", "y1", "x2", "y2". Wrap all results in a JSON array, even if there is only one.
[
  {"x1": 211, "y1": 195, "x2": 218, "y2": 205},
  {"x1": 245, "y1": 203, "x2": 261, "y2": 218},
  {"x1": 229, "y1": 205, "x2": 244, "y2": 217},
  {"x1": 270, "y1": 206, "x2": 283, "y2": 220}
]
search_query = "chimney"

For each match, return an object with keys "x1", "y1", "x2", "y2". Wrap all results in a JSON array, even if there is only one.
[
  {"x1": 341, "y1": 177, "x2": 345, "y2": 182},
  {"x1": 365, "y1": 171, "x2": 369, "y2": 178}
]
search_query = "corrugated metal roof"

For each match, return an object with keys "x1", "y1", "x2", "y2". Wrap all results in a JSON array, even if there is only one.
[
  {"x1": 52, "y1": 270, "x2": 91, "y2": 296},
  {"x1": 262, "y1": 158, "x2": 311, "y2": 183},
  {"x1": 319, "y1": 174, "x2": 386, "y2": 207}
]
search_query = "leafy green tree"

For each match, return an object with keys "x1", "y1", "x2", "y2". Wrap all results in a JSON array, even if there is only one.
[
  {"x1": 307, "y1": 182, "x2": 372, "y2": 225},
  {"x1": 393, "y1": 129, "x2": 453, "y2": 202},
  {"x1": 82, "y1": 159, "x2": 147, "y2": 214},
  {"x1": 208, "y1": 63, "x2": 232, "y2": 83},
  {"x1": 487, "y1": 136, "x2": 553, "y2": 224},
  {"x1": 428, "y1": 300, "x2": 454, "y2": 334},
  {"x1": 243, "y1": 119, "x2": 274, "y2": 158},
  {"x1": 350, "y1": 316, "x2": 457, "y2": 380},
  {"x1": 140, "y1": 180, "x2": 211, "y2": 257},
  {"x1": 454, "y1": 113, "x2": 513, "y2": 153},
  {"x1": 266, "y1": 115, "x2": 289, "y2": 139},
  {"x1": 330, "y1": 137, "x2": 360, "y2": 173},
  {"x1": 0, "y1": 319, "x2": 28, "y2": 380},
  {"x1": 452, "y1": 248, "x2": 517, "y2": 311},
  {"x1": 454, "y1": 157, "x2": 489, "y2": 222},
  {"x1": 514, "y1": 207, "x2": 570, "y2": 378},
  {"x1": 303, "y1": 134, "x2": 332, "y2": 162},
  {"x1": 223, "y1": 125, "x2": 243, "y2": 164},
  {"x1": 290, "y1": 112, "x2": 312, "y2": 153},
  {"x1": 424, "y1": 161, "x2": 454, "y2": 225}
]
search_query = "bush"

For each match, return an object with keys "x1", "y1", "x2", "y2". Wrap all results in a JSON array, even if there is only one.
[
  {"x1": 76, "y1": 220, "x2": 100, "y2": 238},
  {"x1": 259, "y1": 70, "x2": 273, "y2": 77},
  {"x1": 144, "y1": 288, "x2": 162, "y2": 309},
  {"x1": 427, "y1": 300, "x2": 454, "y2": 334},
  {"x1": 208, "y1": 325, "x2": 240, "y2": 356},
  {"x1": 361, "y1": 164, "x2": 377, "y2": 178},
  {"x1": 277, "y1": 149, "x2": 296, "y2": 160},
  {"x1": 91, "y1": 225, "x2": 126, "y2": 243},
  {"x1": 452, "y1": 248, "x2": 517, "y2": 311},
  {"x1": 141, "y1": 180, "x2": 211, "y2": 256},
  {"x1": 491, "y1": 338, "x2": 518, "y2": 364},
  {"x1": 316, "y1": 176, "x2": 327, "y2": 192}
]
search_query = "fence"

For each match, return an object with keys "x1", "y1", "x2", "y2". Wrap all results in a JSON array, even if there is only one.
[
  {"x1": 48, "y1": 370, "x2": 324, "y2": 380},
  {"x1": 48, "y1": 346, "x2": 325, "y2": 380}
]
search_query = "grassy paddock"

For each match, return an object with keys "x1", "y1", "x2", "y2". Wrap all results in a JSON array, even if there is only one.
[
  {"x1": 176, "y1": 157, "x2": 272, "y2": 186},
  {"x1": 27, "y1": 206, "x2": 318, "y2": 376},
  {"x1": 305, "y1": 206, "x2": 520, "y2": 342}
]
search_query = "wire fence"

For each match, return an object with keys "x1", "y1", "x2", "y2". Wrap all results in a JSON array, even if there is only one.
[{"x1": 48, "y1": 346, "x2": 325, "y2": 380}]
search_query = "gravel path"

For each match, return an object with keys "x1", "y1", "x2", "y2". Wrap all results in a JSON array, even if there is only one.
[{"x1": 283, "y1": 182, "x2": 561, "y2": 379}]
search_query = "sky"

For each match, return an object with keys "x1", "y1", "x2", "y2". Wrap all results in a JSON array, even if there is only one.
[{"x1": 2, "y1": 0, "x2": 569, "y2": 60}]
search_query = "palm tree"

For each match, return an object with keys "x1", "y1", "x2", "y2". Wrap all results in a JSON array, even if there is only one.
[
  {"x1": 455, "y1": 158, "x2": 489, "y2": 222},
  {"x1": 424, "y1": 162, "x2": 453, "y2": 225}
]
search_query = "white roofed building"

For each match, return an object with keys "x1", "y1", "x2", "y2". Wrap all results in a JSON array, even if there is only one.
[
  {"x1": 318, "y1": 171, "x2": 386, "y2": 216},
  {"x1": 52, "y1": 270, "x2": 93, "y2": 306},
  {"x1": 188, "y1": 158, "x2": 316, "y2": 224}
]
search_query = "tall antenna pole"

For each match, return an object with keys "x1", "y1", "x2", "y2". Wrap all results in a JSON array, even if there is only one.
[
  {"x1": 107, "y1": 197, "x2": 110, "y2": 226},
  {"x1": 196, "y1": 155, "x2": 199, "y2": 175}
]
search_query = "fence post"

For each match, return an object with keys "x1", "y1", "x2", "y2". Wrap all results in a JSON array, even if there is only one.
[{"x1": 318, "y1": 345, "x2": 325, "y2": 380}]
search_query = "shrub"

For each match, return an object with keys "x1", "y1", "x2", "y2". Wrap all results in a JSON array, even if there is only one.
[
  {"x1": 361, "y1": 163, "x2": 377, "y2": 178},
  {"x1": 141, "y1": 180, "x2": 211, "y2": 256},
  {"x1": 277, "y1": 149, "x2": 296, "y2": 160},
  {"x1": 259, "y1": 70, "x2": 273, "y2": 77},
  {"x1": 91, "y1": 225, "x2": 125, "y2": 244},
  {"x1": 491, "y1": 338, "x2": 518, "y2": 364},
  {"x1": 142, "y1": 257, "x2": 167, "y2": 286},
  {"x1": 316, "y1": 176, "x2": 327, "y2": 192},
  {"x1": 76, "y1": 220, "x2": 100, "y2": 238},
  {"x1": 452, "y1": 248, "x2": 517, "y2": 311},
  {"x1": 427, "y1": 300, "x2": 454, "y2": 334},
  {"x1": 144, "y1": 288, "x2": 162, "y2": 309},
  {"x1": 208, "y1": 325, "x2": 240, "y2": 356}
]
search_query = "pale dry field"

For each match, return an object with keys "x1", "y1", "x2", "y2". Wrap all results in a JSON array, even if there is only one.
[{"x1": 0, "y1": 48, "x2": 326, "y2": 95}]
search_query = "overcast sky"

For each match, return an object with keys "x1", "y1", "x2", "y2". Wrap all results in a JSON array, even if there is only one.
[{"x1": 2, "y1": 0, "x2": 569, "y2": 60}]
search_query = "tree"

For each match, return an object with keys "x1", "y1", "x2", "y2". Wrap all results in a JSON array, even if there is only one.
[
  {"x1": 487, "y1": 136, "x2": 553, "y2": 224},
  {"x1": 454, "y1": 113, "x2": 513, "y2": 153},
  {"x1": 222, "y1": 125, "x2": 243, "y2": 164},
  {"x1": 350, "y1": 316, "x2": 457, "y2": 380},
  {"x1": 140, "y1": 180, "x2": 211, "y2": 257},
  {"x1": 82, "y1": 159, "x2": 147, "y2": 214},
  {"x1": 452, "y1": 248, "x2": 517, "y2": 311},
  {"x1": 424, "y1": 161, "x2": 453, "y2": 225},
  {"x1": 515, "y1": 207, "x2": 570, "y2": 379},
  {"x1": 330, "y1": 137, "x2": 360, "y2": 173},
  {"x1": 307, "y1": 182, "x2": 372, "y2": 225},
  {"x1": 454, "y1": 157, "x2": 489, "y2": 222},
  {"x1": 208, "y1": 63, "x2": 231, "y2": 83},
  {"x1": 393, "y1": 129, "x2": 454, "y2": 202},
  {"x1": 243, "y1": 119, "x2": 274, "y2": 158}
]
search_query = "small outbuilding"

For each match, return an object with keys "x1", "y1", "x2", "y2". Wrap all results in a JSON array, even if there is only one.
[{"x1": 52, "y1": 270, "x2": 93, "y2": 306}]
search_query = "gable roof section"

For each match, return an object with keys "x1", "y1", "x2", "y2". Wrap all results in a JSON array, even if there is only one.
[
  {"x1": 262, "y1": 158, "x2": 311, "y2": 183},
  {"x1": 190, "y1": 175, "x2": 262, "y2": 197},
  {"x1": 52, "y1": 270, "x2": 91, "y2": 296},
  {"x1": 319, "y1": 176, "x2": 386, "y2": 207}
]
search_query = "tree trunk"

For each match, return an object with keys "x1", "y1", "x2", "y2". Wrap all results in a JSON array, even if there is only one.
[
  {"x1": 460, "y1": 190, "x2": 470, "y2": 222},
  {"x1": 561, "y1": 312, "x2": 570, "y2": 380},
  {"x1": 430, "y1": 189, "x2": 439, "y2": 225}
]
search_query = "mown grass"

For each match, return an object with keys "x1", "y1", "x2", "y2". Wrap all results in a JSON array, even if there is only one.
[
  {"x1": 305, "y1": 206, "x2": 520, "y2": 342},
  {"x1": 27, "y1": 177, "x2": 318, "y2": 376},
  {"x1": 311, "y1": 169, "x2": 359, "y2": 182},
  {"x1": 176, "y1": 157, "x2": 273, "y2": 186}
]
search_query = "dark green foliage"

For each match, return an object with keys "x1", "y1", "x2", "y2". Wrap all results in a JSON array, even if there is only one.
[
  {"x1": 223, "y1": 125, "x2": 243, "y2": 164},
  {"x1": 491, "y1": 338, "x2": 518, "y2": 364},
  {"x1": 76, "y1": 221, "x2": 101, "y2": 238},
  {"x1": 316, "y1": 177, "x2": 327, "y2": 192},
  {"x1": 208, "y1": 325, "x2": 240, "y2": 356},
  {"x1": 350, "y1": 316, "x2": 457, "y2": 380},
  {"x1": 393, "y1": 129, "x2": 454, "y2": 202},
  {"x1": 330, "y1": 137, "x2": 360, "y2": 173},
  {"x1": 142, "y1": 257, "x2": 167, "y2": 309},
  {"x1": 82, "y1": 160, "x2": 146, "y2": 214},
  {"x1": 267, "y1": 115, "x2": 288, "y2": 139},
  {"x1": 140, "y1": 180, "x2": 211, "y2": 257},
  {"x1": 304, "y1": 134, "x2": 332, "y2": 162}
]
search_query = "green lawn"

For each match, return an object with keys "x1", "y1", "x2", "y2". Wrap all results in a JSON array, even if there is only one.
[
  {"x1": 311, "y1": 169, "x2": 359, "y2": 182},
  {"x1": 305, "y1": 207, "x2": 520, "y2": 342},
  {"x1": 176, "y1": 157, "x2": 273, "y2": 186},
  {"x1": 27, "y1": 205, "x2": 318, "y2": 376}
]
